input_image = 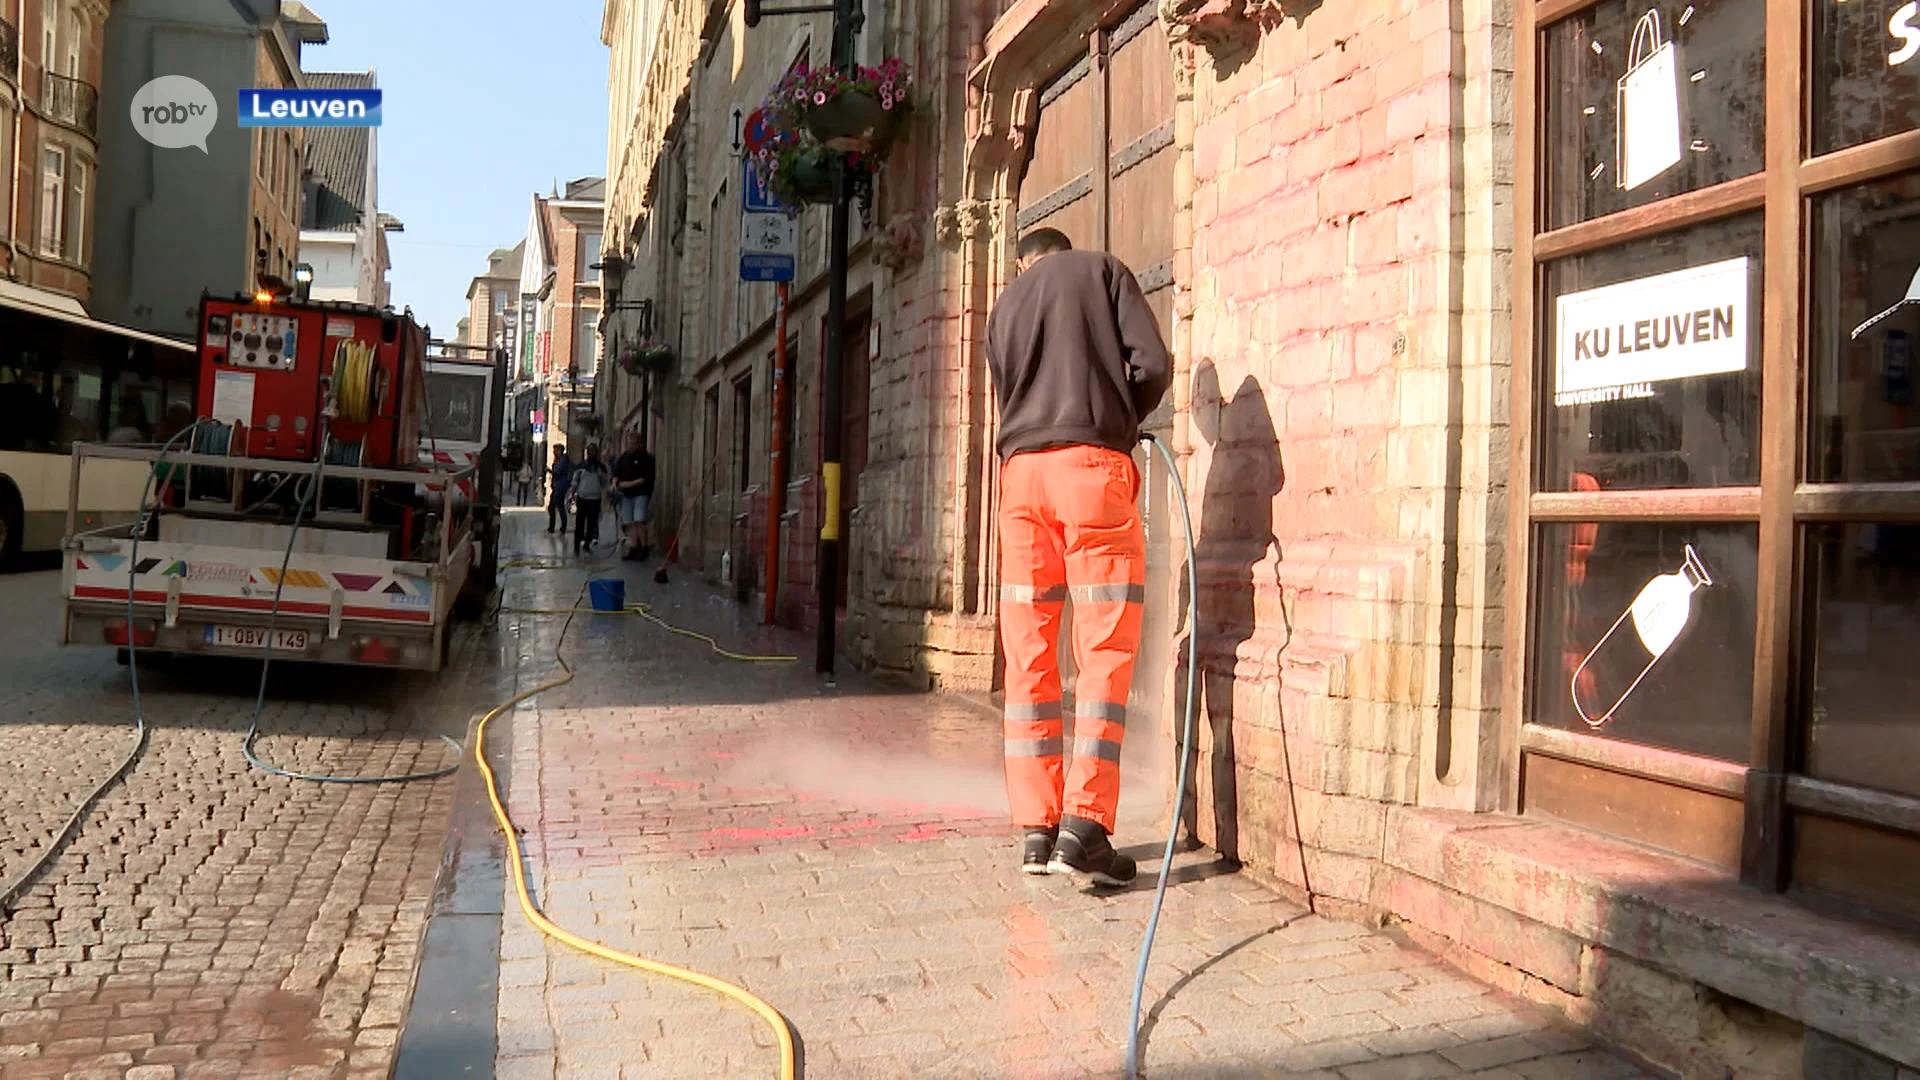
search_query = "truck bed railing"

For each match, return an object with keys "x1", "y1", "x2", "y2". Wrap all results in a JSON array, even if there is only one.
[{"x1": 65, "y1": 442, "x2": 477, "y2": 560}]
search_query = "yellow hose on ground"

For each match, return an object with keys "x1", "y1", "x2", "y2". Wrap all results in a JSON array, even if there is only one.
[
  {"x1": 476, "y1": 582, "x2": 799, "y2": 1079},
  {"x1": 501, "y1": 604, "x2": 798, "y2": 664}
]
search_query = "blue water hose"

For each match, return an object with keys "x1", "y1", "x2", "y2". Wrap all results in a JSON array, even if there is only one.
[
  {"x1": 240, "y1": 422, "x2": 462, "y2": 783},
  {"x1": 1128, "y1": 431, "x2": 1200, "y2": 1080},
  {"x1": 0, "y1": 421, "x2": 210, "y2": 912}
]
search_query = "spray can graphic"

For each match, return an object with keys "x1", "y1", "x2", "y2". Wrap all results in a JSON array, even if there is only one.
[{"x1": 1571, "y1": 544, "x2": 1713, "y2": 728}]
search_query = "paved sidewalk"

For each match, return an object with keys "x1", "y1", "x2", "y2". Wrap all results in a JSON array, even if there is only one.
[{"x1": 484, "y1": 519, "x2": 1658, "y2": 1080}]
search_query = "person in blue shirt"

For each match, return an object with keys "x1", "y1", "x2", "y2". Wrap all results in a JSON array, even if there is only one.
[{"x1": 547, "y1": 446, "x2": 572, "y2": 534}]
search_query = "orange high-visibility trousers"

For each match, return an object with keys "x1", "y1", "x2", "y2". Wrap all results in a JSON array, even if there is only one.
[{"x1": 998, "y1": 445, "x2": 1146, "y2": 833}]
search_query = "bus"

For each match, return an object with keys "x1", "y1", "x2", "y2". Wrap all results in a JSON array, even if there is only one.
[{"x1": 0, "y1": 294, "x2": 199, "y2": 568}]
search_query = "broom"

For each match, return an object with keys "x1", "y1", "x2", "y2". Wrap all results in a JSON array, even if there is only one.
[{"x1": 655, "y1": 457, "x2": 713, "y2": 585}]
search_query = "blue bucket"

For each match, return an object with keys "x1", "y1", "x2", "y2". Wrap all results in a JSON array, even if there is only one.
[{"x1": 588, "y1": 578, "x2": 626, "y2": 613}]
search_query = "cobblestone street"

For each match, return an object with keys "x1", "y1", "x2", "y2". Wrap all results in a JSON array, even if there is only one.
[
  {"x1": 473, "y1": 514, "x2": 1662, "y2": 1080},
  {"x1": 0, "y1": 552, "x2": 491, "y2": 1079}
]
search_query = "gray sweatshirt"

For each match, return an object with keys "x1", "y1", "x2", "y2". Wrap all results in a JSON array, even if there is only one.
[{"x1": 985, "y1": 249, "x2": 1172, "y2": 460}]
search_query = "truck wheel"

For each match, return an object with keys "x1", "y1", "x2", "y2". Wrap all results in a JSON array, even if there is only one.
[
  {"x1": 453, "y1": 583, "x2": 486, "y2": 621},
  {"x1": 0, "y1": 488, "x2": 22, "y2": 571}
]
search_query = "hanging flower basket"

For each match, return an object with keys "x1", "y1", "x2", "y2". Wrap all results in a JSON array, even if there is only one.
[
  {"x1": 806, "y1": 90, "x2": 900, "y2": 153},
  {"x1": 765, "y1": 59, "x2": 914, "y2": 158},
  {"x1": 751, "y1": 133, "x2": 878, "y2": 213},
  {"x1": 782, "y1": 145, "x2": 838, "y2": 205},
  {"x1": 621, "y1": 342, "x2": 676, "y2": 377}
]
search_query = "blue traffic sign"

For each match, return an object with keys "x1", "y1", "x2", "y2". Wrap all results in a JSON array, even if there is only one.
[
  {"x1": 741, "y1": 252, "x2": 794, "y2": 282},
  {"x1": 743, "y1": 158, "x2": 783, "y2": 214}
]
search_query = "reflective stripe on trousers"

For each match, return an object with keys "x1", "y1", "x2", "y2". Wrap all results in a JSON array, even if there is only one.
[{"x1": 998, "y1": 444, "x2": 1145, "y2": 833}]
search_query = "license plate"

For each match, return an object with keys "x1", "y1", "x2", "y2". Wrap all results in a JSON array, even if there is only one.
[{"x1": 204, "y1": 625, "x2": 309, "y2": 651}]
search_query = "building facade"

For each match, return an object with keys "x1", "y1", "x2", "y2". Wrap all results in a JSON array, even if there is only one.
[
  {"x1": 297, "y1": 69, "x2": 396, "y2": 307},
  {"x1": 516, "y1": 180, "x2": 603, "y2": 460},
  {"x1": 460, "y1": 242, "x2": 519, "y2": 350},
  {"x1": 91, "y1": 0, "x2": 322, "y2": 338},
  {"x1": 607, "y1": 0, "x2": 1920, "y2": 1076},
  {"x1": 1, "y1": 0, "x2": 109, "y2": 304}
]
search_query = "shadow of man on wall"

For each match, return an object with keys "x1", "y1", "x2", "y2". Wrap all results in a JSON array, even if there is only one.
[{"x1": 1176, "y1": 360, "x2": 1284, "y2": 869}]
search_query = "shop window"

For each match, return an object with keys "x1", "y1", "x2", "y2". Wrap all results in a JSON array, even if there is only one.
[
  {"x1": 1808, "y1": 172, "x2": 1920, "y2": 484},
  {"x1": 1541, "y1": 0, "x2": 1766, "y2": 230},
  {"x1": 1538, "y1": 213, "x2": 1763, "y2": 491},
  {"x1": 1812, "y1": 0, "x2": 1920, "y2": 157},
  {"x1": 1521, "y1": 0, "x2": 1920, "y2": 911},
  {"x1": 1804, "y1": 522, "x2": 1920, "y2": 799},
  {"x1": 1530, "y1": 521, "x2": 1756, "y2": 762}
]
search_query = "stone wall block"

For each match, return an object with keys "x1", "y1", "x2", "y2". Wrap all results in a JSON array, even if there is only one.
[{"x1": 1381, "y1": 868, "x2": 1584, "y2": 991}]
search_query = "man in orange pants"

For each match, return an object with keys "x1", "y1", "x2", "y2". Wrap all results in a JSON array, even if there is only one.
[{"x1": 987, "y1": 227, "x2": 1172, "y2": 886}]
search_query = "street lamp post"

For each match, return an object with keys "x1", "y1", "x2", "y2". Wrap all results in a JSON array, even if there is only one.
[{"x1": 745, "y1": 0, "x2": 860, "y2": 678}]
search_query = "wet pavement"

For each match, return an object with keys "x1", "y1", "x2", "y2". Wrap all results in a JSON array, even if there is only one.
[
  {"x1": 457, "y1": 510, "x2": 1660, "y2": 1080},
  {"x1": 0, "y1": 552, "x2": 494, "y2": 1079}
]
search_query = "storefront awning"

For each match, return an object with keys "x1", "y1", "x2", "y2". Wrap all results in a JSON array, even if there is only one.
[{"x1": 0, "y1": 281, "x2": 195, "y2": 354}]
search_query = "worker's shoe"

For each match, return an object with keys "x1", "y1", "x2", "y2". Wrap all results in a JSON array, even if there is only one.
[
  {"x1": 1021, "y1": 827, "x2": 1057, "y2": 875},
  {"x1": 1048, "y1": 816, "x2": 1136, "y2": 887}
]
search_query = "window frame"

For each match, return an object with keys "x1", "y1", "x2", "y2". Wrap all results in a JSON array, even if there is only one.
[
  {"x1": 38, "y1": 141, "x2": 64, "y2": 258},
  {"x1": 1509, "y1": 0, "x2": 1920, "y2": 897},
  {"x1": 573, "y1": 305, "x2": 599, "y2": 377},
  {"x1": 62, "y1": 6, "x2": 81, "y2": 79},
  {"x1": 67, "y1": 156, "x2": 85, "y2": 265},
  {"x1": 0, "y1": 106, "x2": 12, "y2": 246},
  {"x1": 578, "y1": 232, "x2": 602, "y2": 284},
  {"x1": 733, "y1": 371, "x2": 753, "y2": 493}
]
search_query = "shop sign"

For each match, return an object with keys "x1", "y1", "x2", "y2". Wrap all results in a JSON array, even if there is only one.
[
  {"x1": 1554, "y1": 256, "x2": 1749, "y2": 407},
  {"x1": 1892, "y1": 2, "x2": 1920, "y2": 66}
]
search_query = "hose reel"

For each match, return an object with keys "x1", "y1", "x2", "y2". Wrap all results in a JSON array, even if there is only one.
[
  {"x1": 320, "y1": 434, "x2": 367, "y2": 514},
  {"x1": 188, "y1": 422, "x2": 235, "y2": 503},
  {"x1": 330, "y1": 338, "x2": 377, "y2": 425}
]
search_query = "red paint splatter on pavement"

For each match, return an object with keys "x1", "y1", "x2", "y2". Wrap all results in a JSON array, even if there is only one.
[{"x1": 706, "y1": 825, "x2": 816, "y2": 842}]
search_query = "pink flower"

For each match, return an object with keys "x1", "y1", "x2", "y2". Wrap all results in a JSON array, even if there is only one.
[{"x1": 813, "y1": 91, "x2": 827, "y2": 105}]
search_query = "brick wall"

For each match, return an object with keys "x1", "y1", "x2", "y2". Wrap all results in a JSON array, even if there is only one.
[
  {"x1": 1177, "y1": 0, "x2": 1513, "y2": 910},
  {"x1": 4, "y1": 0, "x2": 108, "y2": 300}
]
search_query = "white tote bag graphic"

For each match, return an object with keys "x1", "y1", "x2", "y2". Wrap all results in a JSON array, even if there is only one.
[{"x1": 1616, "y1": 9, "x2": 1683, "y2": 192}]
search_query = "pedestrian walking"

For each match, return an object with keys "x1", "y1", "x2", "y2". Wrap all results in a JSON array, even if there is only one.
[
  {"x1": 986, "y1": 228, "x2": 1171, "y2": 887},
  {"x1": 612, "y1": 430, "x2": 656, "y2": 561},
  {"x1": 516, "y1": 462, "x2": 534, "y2": 505},
  {"x1": 571, "y1": 443, "x2": 611, "y2": 555},
  {"x1": 547, "y1": 446, "x2": 572, "y2": 534}
]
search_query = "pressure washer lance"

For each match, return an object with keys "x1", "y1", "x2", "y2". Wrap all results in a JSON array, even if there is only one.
[{"x1": 1128, "y1": 431, "x2": 1201, "y2": 1080}]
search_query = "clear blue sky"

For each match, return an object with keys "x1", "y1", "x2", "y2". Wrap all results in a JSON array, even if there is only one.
[{"x1": 297, "y1": 0, "x2": 610, "y2": 339}]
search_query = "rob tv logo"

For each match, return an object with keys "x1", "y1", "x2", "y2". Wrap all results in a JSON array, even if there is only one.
[{"x1": 130, "y1": 76, "x2": 218, "y2": 152}]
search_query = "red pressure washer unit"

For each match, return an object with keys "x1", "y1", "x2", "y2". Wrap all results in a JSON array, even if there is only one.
[
  {"x1": 195, "y1": 294, "x2": 426, "y2": 468},
  {"x1": 184, "y1": 293, "x2": 443, "y2": 557}
]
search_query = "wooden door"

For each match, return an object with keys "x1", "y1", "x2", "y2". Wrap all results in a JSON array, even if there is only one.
[
  {"x1": 1007, "y1": 3, "x2": 1180, "y2": 719},
  {"x1": 838, "y1": 314, "x2": 871, "y2": 611}
]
